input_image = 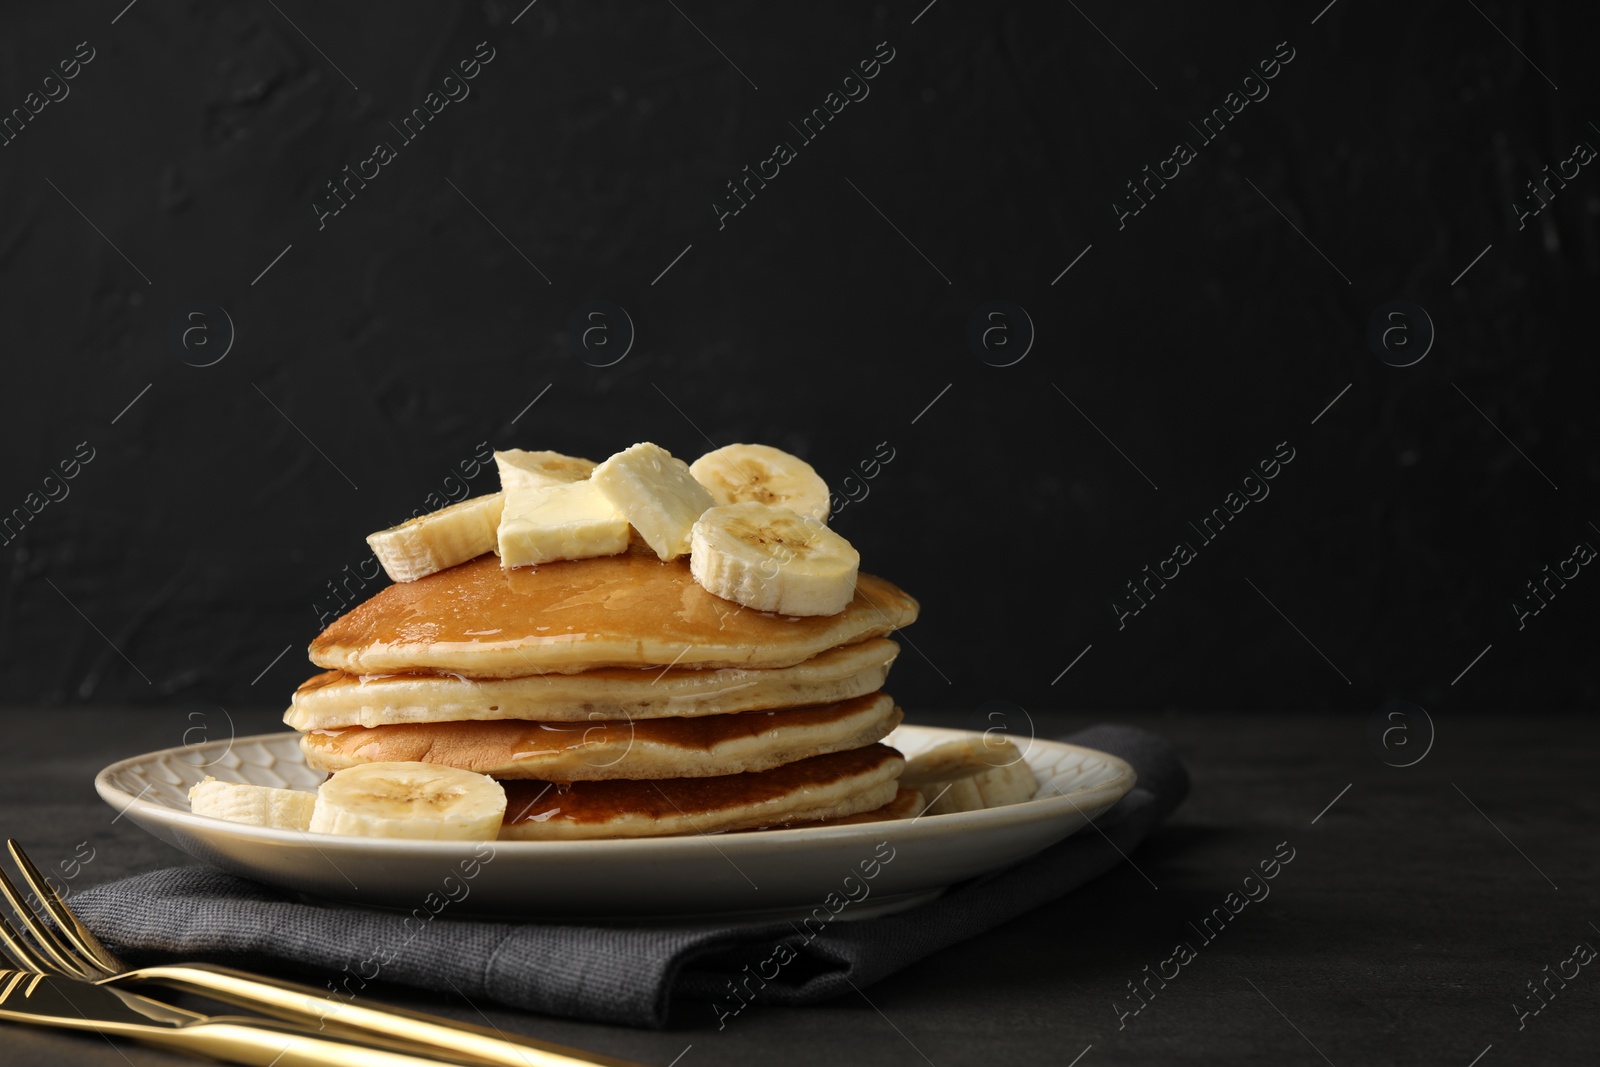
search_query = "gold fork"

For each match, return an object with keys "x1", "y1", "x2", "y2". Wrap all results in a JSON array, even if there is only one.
[
  {"x1": 0, "y1": 966, "x2": 481, "y2": 1066},
  {"x1": 1, "y1": 841, "x2": 639, "y2": 1067}
]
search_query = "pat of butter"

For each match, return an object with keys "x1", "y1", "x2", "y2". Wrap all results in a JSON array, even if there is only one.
[
  {"x1": 497, "y1": 480, "x2": 629, "y2": 567},
  {"x1": 591, "y1": 441, "x2": 714, "y2": 560}
]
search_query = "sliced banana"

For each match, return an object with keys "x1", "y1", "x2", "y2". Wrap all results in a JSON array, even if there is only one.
[
  {"x1": 497, "y1": 480, "x2": 630, "y2": 567},
  {"x1": 494, "y1": 449, "x2": 597, "y2": 493},
  {"x1": 901, "y1": 737, "x2": 1038, "y2": 815},
  {"x1": 309, "y1": 762, "x2": 506, "y2": 840},
  {"x1": 690, "y1": 501, "x2": 859, "y2": 616},
  {"x1": 188, "y1": 777, "x2": 316, "y2": 831},
  {"x1": 366, "y1": 493, "x2": 504, "y2": 583},
  {"x1": 899, "y1": 735, "x2": 1023, "y2": 779},
  {"x1": 591, "y1": 442, "x2": 715, "y2": 560},
  {"x1": 689, "y1": 443, "x2": 831, "y2": 522}
]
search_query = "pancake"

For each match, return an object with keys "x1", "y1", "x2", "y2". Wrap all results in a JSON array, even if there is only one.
[
  {"x1": 754, "y1": 785, "x2": 926, "y2": 830},
  {"x1": 497, "y1": 743, "x2": 904, "y2": 839},
  {"x1": 308, "y1": 544, "x2": 919, "y2": 679},
  {"x1": 299, "y1": 694, "x2": 902, "y2": 781},
  {"x1": 285, "y1": 639, "x2": 899, "y2": 730},
  {"x1": 816, "y1": 784, "x2": 926, "y2": 823}
]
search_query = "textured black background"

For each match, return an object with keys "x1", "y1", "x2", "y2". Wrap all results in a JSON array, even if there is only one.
[{"x1": 1, "y1": 1, "x2": 1594, "y2": 718}]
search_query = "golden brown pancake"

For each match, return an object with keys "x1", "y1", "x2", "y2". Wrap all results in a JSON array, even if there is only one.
[
  {"x1": 307, "y1": 544, "x2": 919, "y2": 679},
  {"x1": 790, "y1": 785, "x2": 926, "y2": 826},
  {"x1": 743, "y1": 785, "x2": 927, "y2": 831},
  {"x1": 284, "y1": 639, "x2": 899, "y2": 730},
  {"x1": 299, "y1": 694, "x2": 902, "y2": 781},
  {"x1": 497, "y1": 743, "x2": 904, "y2": 839}
]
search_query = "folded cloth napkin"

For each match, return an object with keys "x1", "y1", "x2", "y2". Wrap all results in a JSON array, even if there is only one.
[{"x1": 74, "y1": 724, "x2": 1187, "y2": 1028}]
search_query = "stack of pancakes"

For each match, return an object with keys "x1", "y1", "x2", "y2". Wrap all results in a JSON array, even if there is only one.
[{"x1": 285, "y1": 543, "x2": 921, "y2": 838}]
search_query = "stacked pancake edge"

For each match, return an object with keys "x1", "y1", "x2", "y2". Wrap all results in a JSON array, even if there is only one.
[{"x1": 288, "y1": 546, "x2": 923, "y2": 839}]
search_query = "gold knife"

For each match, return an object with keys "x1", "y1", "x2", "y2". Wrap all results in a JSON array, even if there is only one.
[{"x1": 62, "y1": 961, "x2": 642, "y2": 1067}]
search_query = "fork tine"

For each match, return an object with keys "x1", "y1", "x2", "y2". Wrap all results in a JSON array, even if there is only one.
[
  {"x1": 0, "y1": 913, "x2": 51, "y2": 974},
  {"x1": 7, "y1": 842, "x2": 120, "y2": 976},
  {"x1": 0, "y1": 864, "x2": 98, "y2": 980}
]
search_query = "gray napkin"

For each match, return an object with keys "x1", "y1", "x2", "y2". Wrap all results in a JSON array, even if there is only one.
[{"x1": 73, "y1": 724, "x2": 1187, "y2": 1028}]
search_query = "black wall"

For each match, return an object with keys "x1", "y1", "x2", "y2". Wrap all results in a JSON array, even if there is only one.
[{"x1": 1, "y1": 2, "x2": 1594, "y2": 717}]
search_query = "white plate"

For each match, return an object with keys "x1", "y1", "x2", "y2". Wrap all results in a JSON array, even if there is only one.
[{"x1": 96, "y1": 726, "x2": 1136, "y2": 923}]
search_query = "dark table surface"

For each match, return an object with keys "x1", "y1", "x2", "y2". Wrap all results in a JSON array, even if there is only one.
[{"x1": 1, "y1": 706, "x2": 1595, "y2": 1066}]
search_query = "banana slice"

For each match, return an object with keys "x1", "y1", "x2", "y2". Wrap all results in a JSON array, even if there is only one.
[
  {"x1": 494, "y1": 449, "x2": 597, "y2": 493},
  {"x1": 690, "y1": 502, "x2": 859, "y2": 616},
  {"x1": 187, "y1": 777, "x2": 316, "y2": 831},
  {"x1": 688, "y1": 444, "x2": 832, "y2": 524},
  {"x1": 591, "y1": 442, "x2": 715, "y2": 560},
  {"x1": 901, "y1": 737, "x2": 1038, "y2": 815},
  {"x1": 899, "y1": 735, "x2": 1022, "y2": 779},
  {"x1": 309, "y1": 762, "x2": 506, "y2": 840},
  {"x1": 366, "y1": 493, "x2": 504, "y2": 583},
  {"x1": 497, "y1": 480, "x2": 630, "y2": 567},
  {"x1": 689, "y1": 443, "x2": 831, "y2": 522}
]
